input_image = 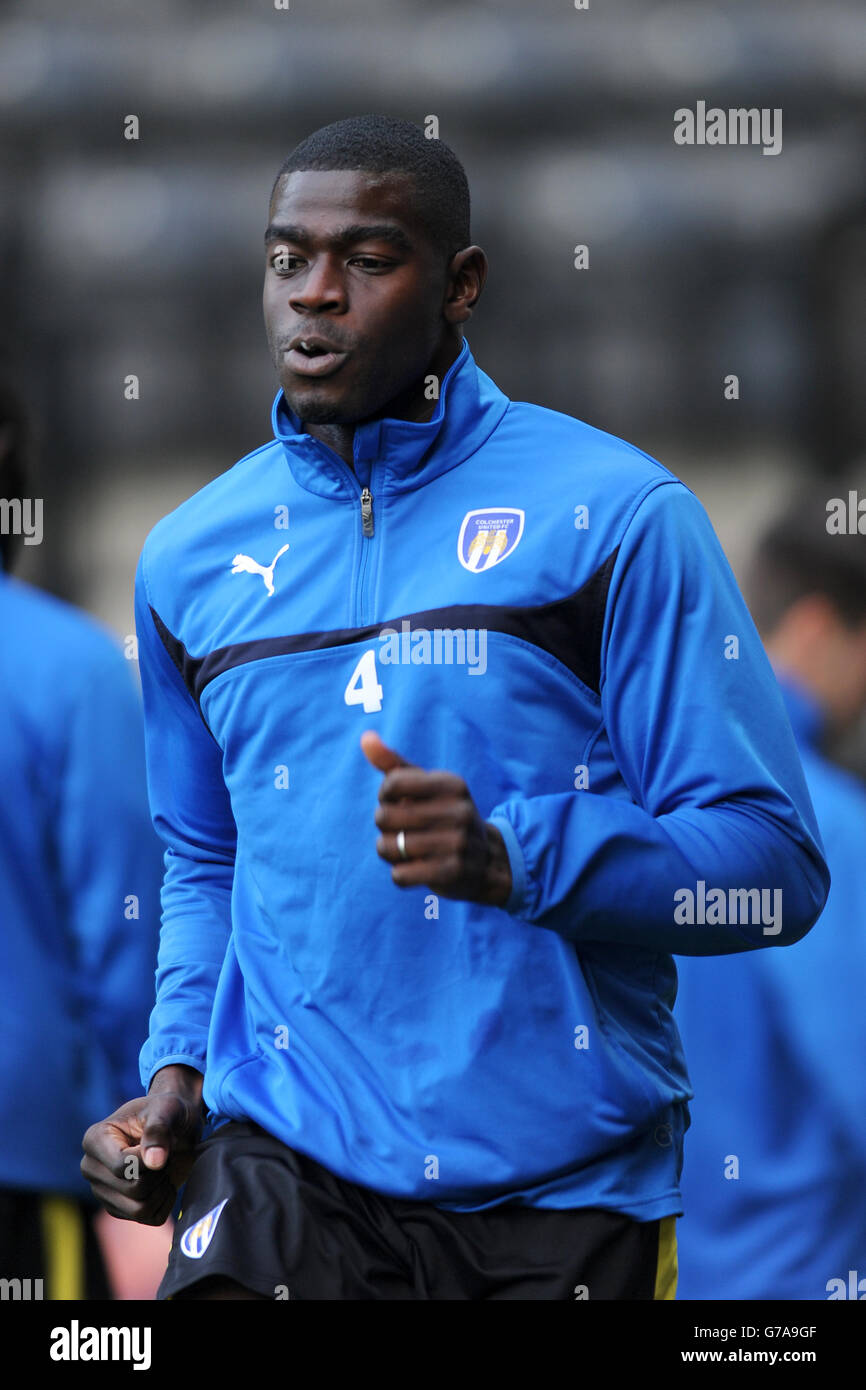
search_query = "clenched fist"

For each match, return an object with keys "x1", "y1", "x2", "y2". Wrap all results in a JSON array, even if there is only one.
[
  {"x1": 81, "y1": 1064, "x2": 204, "y2": 1225},
  {"x1": 361, "y1": 730, "x2": 513, "y2": 907}
]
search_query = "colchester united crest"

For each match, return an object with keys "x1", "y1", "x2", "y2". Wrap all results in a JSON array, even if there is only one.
[
  {"x1": 180, "y1": 1198, "x2": 229, "y2": 1259},
  {"x1": 457, "y1": 508, "x2": 524, "y2": 572}
]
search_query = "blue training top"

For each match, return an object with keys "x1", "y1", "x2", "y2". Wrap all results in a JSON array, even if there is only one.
[
  {"x1": 675, "y1": 675, "x2": 866, "y2": 1298},
  {"x1": 0, "y1": 558, "x2": 162, "y2": 1196},
  {"x1": 136, "y1": 339, "x2": 828, "y2": 1216}
]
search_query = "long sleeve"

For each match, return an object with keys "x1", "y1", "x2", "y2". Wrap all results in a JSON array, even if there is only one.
[
  {"x1": 758, "y1": 760, "x2": 866, "y2": 1137},
  {"x1": 487, "y1": 480, "x2": 829, "y2": 955},
  {"x1": 135, "y1": 547, "x2": 237, "y2": 1090},
  {"x1": 56, "y1": 641, "x2": 164, "y2": 1106}
]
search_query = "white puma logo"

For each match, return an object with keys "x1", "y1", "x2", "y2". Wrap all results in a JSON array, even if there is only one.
[{"x1": 230, "y1": 543, "x2": 289, "y2": 597}]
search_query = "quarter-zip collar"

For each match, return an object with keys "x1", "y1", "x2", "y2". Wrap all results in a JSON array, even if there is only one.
[{"x1": 271, "y1": 337, "x2": 509, "y2": 501}]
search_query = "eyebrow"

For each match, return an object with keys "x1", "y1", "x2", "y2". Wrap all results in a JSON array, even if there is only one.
[{"x1": 264, "y1": 222, "x2": 414, "y2": 253}]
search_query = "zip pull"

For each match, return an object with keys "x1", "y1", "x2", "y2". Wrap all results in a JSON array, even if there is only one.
[{"x1": 360, "y1": 486, "x2": 374, "y2": 537}]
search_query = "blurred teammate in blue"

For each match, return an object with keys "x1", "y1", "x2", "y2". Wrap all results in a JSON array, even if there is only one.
[
  {"x1": 675, "y1": 493, "x2": 866, "y2": 1300},
  {"x1": 0, "y1": 377, "x2": 163, "y2": 1298}
]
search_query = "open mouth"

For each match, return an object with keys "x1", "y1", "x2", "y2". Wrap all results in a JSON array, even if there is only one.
[{"x1": 284, "y1": 339, "x2": 347, "y2": 377}]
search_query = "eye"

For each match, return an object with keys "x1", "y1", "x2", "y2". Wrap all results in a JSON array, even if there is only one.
[
  {"x1": 350, "y1": 256, "x2": 391, "y2": 271},
  {"x1": 269, "y1": 247, "x2": 302, "y2": 273}
]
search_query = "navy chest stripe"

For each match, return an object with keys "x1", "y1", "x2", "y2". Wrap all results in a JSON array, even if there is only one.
[{"x1": 150, "y1": 547, "x2": 618, "y2": 705}]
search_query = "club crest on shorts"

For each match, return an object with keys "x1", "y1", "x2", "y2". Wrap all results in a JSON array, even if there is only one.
[
  {"x1": 180, "y1": 1198, "x2": 229, "y2": 1259},
  {"x1": 457, "y1": 508, "x2": 524, "y2": 572}
]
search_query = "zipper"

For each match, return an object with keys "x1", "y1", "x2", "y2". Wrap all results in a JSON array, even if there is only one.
[
  {"x1": 360, "y1": 486, "x2": 374, "y2": 537},
  {"x1": 310, "y1": 437, "x2": 377, "y2": 626},
  {"x1": 354, "y1": 478, "x2": 375, "y2": 626}
]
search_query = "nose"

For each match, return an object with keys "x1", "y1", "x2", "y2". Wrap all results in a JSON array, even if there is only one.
[{"x1": 288, "y1": 254, "x2": 347, "y2": 315}]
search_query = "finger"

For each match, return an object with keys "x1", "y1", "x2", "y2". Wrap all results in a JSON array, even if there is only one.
[
  {"x1": 377, "y1": 828, "x2": 468, "y2": 864},
  {"x1": 81, "y1": 1147, "x2": 165, "y2": 1200},
  {"x1": 379, "y1": 769, "x2": 465, "y2": 803},
  {"x1": 389, "y1": 855, "x2": 463, "y2": 889},
  {"x1": 360, "y1": 730, "x2": 414, "y2": 773},
  {"x1": 85, "y1": 1183, "x2": 146, "y2": 1222},
  {"x1": 375, "y1": 797, "x2": 472, "y2": 832},
  {"x1": 140, "y1": 1097, "x2": 191, "y2": 1170},
  {"x1": 83, "y1": 1122, "x2": 147, "y2": 1180},
  {"x1": 87, "y1": 1174, "x2": 175, "y2": 1223},
  {"x1": 81, "y1": 1150, "x2": 141, "y2": 1188},
  {"x1": 81, "y1": 1153, "x2": 128, "y2": 1189}
]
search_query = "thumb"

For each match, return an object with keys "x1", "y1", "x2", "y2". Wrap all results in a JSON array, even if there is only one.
[
  {"x1": 140, "y1": 1095, "x2": 188, "y2": 1171},
  {"x1": 360, "y1": 730, "x2": 413, "y2": 773}
]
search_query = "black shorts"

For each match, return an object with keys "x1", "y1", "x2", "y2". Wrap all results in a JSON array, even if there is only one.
[
  {"x1": 158, "y1": 1121, "x2": 677, "y2": 1301},
  {"x1": 0, "y1": 1187, "x2": 111, "y2": 1300}
]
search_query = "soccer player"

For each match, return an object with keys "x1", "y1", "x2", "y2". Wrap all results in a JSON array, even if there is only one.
[
  {"x1": 81, "y1": 115, "x2": 829, "y2": 1301},
  {"x1": 0, "y1": 377, "x2": 163, "y2": 1298},
  {"x1": 674, "y1": 497, "x2": 866, "y2": 1299}
]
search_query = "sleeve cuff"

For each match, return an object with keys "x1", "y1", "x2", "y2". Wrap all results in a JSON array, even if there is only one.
[
  {"x1": 141, "y1": 1052, "x2": 206, "y2": 1092},
  {"x1": 487, "y1": 814, "x2": 528, "y2": 917}
]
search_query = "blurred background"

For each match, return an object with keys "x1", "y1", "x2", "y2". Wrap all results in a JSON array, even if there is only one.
[
  {"x1": 0, "y1": 0, "x2": 864, "y2": 1299},
  {"x1": 2, "y1": 0, "x2": 864, "y2": 696}
]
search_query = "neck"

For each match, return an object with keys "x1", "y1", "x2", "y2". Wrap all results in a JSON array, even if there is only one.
[{"x1": 302, "y1": 334, "x2": 461, "y2": 469}]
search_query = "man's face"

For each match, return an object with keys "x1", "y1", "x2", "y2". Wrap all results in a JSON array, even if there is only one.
[{"x1": 263, "y1": 169, "x2": 450, "y2": 425}]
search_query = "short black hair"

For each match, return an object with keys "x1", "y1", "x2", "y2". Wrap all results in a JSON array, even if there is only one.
[
  {"x1": 0, "y1": 376, "x2": 31, "y2": 574},
  {"x1": 747, "y1": 487, "x2": 866, "y2": 634},
  {"x1": 271, "y1": 114, "x2": 471, "y2": 264}
]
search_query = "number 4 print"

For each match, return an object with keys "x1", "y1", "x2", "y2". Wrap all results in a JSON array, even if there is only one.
[{"x1": 344, "y1": 648, "x2": 383, "y2": 713}]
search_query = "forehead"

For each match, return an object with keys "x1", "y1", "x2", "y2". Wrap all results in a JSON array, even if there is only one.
[{"x1": 269, "y1": 169, "x2": 424, "y2": 239}]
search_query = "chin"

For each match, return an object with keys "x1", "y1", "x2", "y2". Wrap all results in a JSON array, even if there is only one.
[
  {"x1": 282, "y1": 381, "x2": 382, "y2": 428},
  {"x1": 290, "y1": 402, "x2": 350, "y2": 425},
  {"x1": 280, "y1": 386, "x2": 348, "y2": 425}
]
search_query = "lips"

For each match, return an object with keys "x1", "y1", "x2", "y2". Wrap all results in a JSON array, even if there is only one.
[{"x1": 283, "y1": 335, "x2": 348, "y2": 379}]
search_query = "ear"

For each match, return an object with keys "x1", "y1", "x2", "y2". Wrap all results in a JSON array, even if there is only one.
[{"x1": 442, "y1": 246, "x2": 488, "y2": 326}]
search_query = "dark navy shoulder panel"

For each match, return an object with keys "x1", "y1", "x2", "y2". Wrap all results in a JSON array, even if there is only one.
[{"x1": 150, "y1": 547, "x2": 618, "y2": 706}]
